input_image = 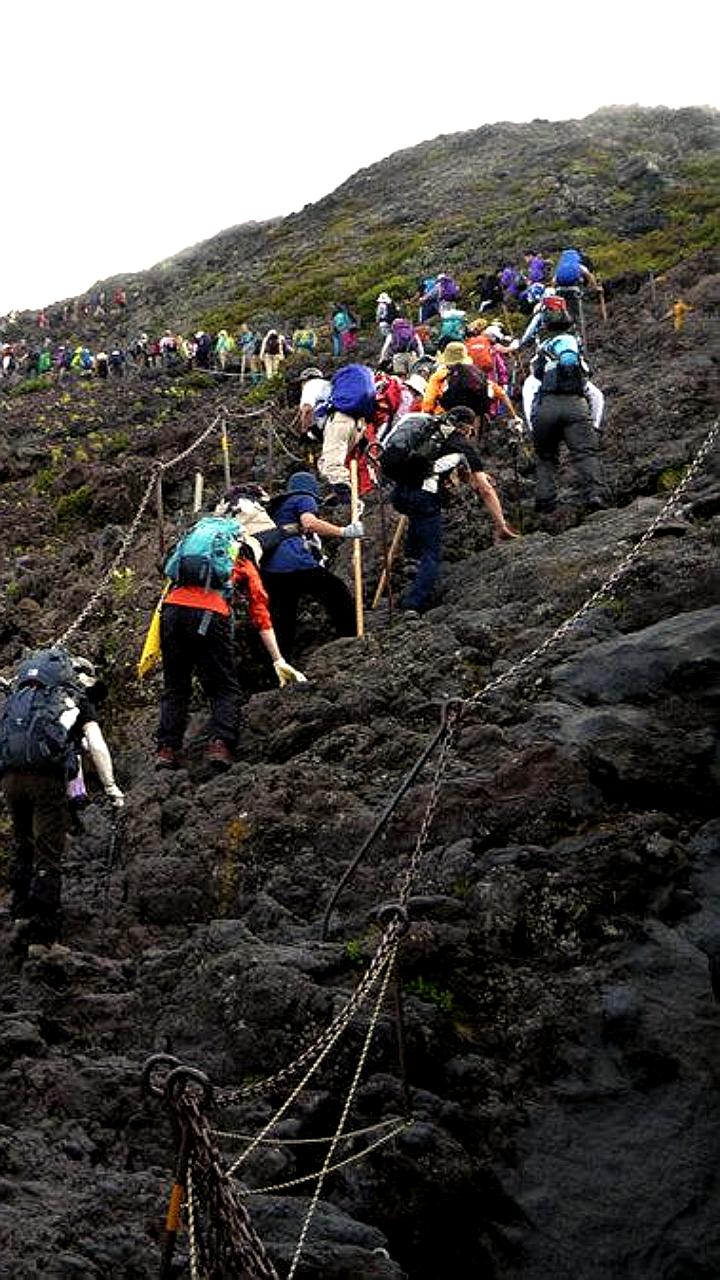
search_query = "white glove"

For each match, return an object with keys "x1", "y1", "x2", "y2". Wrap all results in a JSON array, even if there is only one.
[
  {"x1": 105, "y1": 782, "x2": 125, "y2": 809},
  {"x1": 273, "y1": 659, "x2": 308, "y2": 687},
  {"x1": 341, "y1": 520, "x2": 364, "y2": 540},
  {"x1": 510, "y1": 417, "x2": 526, "y2": 437},
  {"x1": 509, "y1": 338, "x2": 520, "y2": 352}
]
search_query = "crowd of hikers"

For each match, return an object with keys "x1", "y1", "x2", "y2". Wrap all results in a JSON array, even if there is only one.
[{"x1": 0, "y1": 245, "x2": 629, "y2": 957}]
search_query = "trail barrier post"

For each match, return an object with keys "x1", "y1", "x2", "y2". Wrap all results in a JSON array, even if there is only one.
[
  {"x1": 156, "y1": 472, "x2": 165, "y2": 559},
  {"x1": 192, "y1": 471, "x2": 203, "y2": 514},
  {"x1": 221, "y1": 419, "x2": 231, "y2": 489}
]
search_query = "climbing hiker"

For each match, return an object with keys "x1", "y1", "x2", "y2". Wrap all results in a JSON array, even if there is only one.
[
  {"x1": 318, "y1": 364, "x2": 377, "y2": 504},
  {"x1": 298, "y1": 366, "x2": 332, "y2": 434},
  {"x1": 552, "y1": 248, "x2": 599, "y2": 322},
  {"x1": 109, "y1": 344, "x2": 125, "y2": 377},
  {"x1": 380, "y1": 406, "x2": 518, "y2": 617},
  {"x1": 422, "y1": 341, "x2": 521, "y2": 429},
  {"x1": 259, "y1": 328, "x2": 289, "y2": 379},
  {"x1": 260, "y1": 471, "x2": 364, "y2": 658},
  {"x1": 523, "y1": 310, "x2": 606, "y2": 514},
  {"x1": 214, "y1": 328, "x2": 236, "y2": 371},
  {"x1": 437, "y1": 305, "x2": 468, "y2": 349},
  {"x1": 237, "y1": 323, "x2": 256, "y2": 382},
  {"x1": 375, "y1": 292, "x2": 399, "y2": 339},
  {"x1": 0, "y1": 648, "x2": 123, "y2": 952},
  {"x1": 663, "y1": 299, "x2": 693, "y2": 332},
  {"x1": 292, "y1": 326, "x2": 319, "y2": 353},
  {"x1": 156, "y1": 506, "x2": 305, "y2": 772},
  {"x1": 330, "y1": 303, "x2": 359, "y2": 357},
  {"x1": 379, "y1": 316, "x2": 425, "y2": 376}
]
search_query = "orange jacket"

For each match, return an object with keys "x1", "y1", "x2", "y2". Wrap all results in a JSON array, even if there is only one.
[{"x1": 165, "y1": 557, "x2": 272, "y2": 630}]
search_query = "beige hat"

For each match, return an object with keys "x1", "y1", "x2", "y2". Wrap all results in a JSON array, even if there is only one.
[{"x1": 441, "y1": 342, "x2": 473, "y2": 367}]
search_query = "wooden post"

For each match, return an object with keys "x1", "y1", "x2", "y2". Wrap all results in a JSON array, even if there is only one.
[
  {"x1": 598, "y1": 284, "x2": 608, "y2": 324},
  {"x1": 266, "y1": 416, "x2": 275, "y2": 491},
  {"x1": 156, "y1": 472, "x2": 165, "y2": 558},
  {"x1": 192, "y1": 471, "x2": 203, "y2": 514},
  {"x1": 649, "y1": 271, "x2": 657, "y2": 316},
  {"x1": 372, "y1": 515, "x2": 408, "y2": 609},
  {"x1": 349, "y1": 458, "x2": 364, "y2": 638},
  {"x1": 220, "y1": 419, "x2": 231, "y2": 489}
]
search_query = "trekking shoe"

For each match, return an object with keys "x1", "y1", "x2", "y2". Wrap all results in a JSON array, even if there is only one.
[
  {"x1": 400, "y1": 608, "x2": 421, "y2": 622},
  {"x1": 156, "y1": 745, "x2": 181, "y2": 770},
  {"x1": 586, "y1": 495, "x2": 607, "y2": 513},
  {"x1": 206, "y1": 739, "x2": 234, "y2": 770}
]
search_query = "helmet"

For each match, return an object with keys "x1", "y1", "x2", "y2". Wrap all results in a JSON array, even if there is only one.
[{"x1": 299, "y1": 367, "x2": 324, "y2": 382}]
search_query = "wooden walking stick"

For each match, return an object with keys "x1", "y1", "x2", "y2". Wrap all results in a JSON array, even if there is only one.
[
  {"x1": 220, "y1": 418, "x2": 231, "y2": 489},
  {"x1": 372, "y1": 515, "x2": 408, "y2": 609},
  {"x1": 598, "y1": 282, "x2": 608, "y2": 324},
  {"x1": 349, "y1": 458, "x2": 364, "y2": 637}
]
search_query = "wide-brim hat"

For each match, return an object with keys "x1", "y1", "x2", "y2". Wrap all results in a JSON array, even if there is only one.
[{"x1": 442, "y1": 342, "x2": 473, "y2": 366}]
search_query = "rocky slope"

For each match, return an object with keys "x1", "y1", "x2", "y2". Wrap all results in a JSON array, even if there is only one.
[{"x1": 0, "y1": 118, "x2": 719, "y2": 1278}]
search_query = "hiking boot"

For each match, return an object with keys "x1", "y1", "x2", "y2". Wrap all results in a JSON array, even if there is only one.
[
  {"x1": 206, "y1": 739, "x2": 234, "y2": 770},
  {"x1": 399, "y1": 608, "x2": 421, "y2": 622},
  {"x1": 156, "y1": 745, "x2": 181, "y2": 771}
]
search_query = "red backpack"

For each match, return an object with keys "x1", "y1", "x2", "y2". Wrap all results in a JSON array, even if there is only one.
[{"x1": 465, "y1": 333, "x2": 495, "y2": 373}]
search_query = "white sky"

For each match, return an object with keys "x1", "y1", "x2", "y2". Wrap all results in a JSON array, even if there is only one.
[{"x1": 3, "y1": 0, "x2": 717, "y2": 317}]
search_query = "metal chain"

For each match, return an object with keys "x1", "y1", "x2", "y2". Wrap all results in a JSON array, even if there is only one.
[
  {"x1": 211, "y1": 1116, "x2": 403, "y2": 1145},
  {"x1": 267, "y1": 419, "x2": 304, "y2": 463},
  {"x1": 394, "y1": 704, "x2": 463, "y2": 908},
  {"x1": 287, "y1": 936, "x2": 399, "y2": 1280},
  {"x1": 183, "y1": 1099, "x2": 279, "y2": 1280},
  {"x1": 464, "y1": 416, "x2": 719, "y2": 710},
  {"x1": 216, "y1": 921, "x2": 402, "y2": 1106},
  {"x1": 241, "y1": 1121, "x2": 409, "y2": 1196},
  {"x1": 224, "y1": 935, "x2": 399, "y2": 1178}
]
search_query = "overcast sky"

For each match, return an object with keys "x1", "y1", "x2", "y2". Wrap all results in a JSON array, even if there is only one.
[{"x1": 2, "y1": 0, "x2": 717, "y2": 317}]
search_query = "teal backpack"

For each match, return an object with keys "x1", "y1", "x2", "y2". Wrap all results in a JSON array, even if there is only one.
[{"x1": 164, "y1": 516, "x2": 241, "y2": 598}]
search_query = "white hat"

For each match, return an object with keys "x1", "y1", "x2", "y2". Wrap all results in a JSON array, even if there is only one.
[
  {"x1": 406, "y1": 372, "x2": 428, "y2": 394},
  {"x1": 377, "y1": 292, "x2": 391, "y2": 303},
  {"x1": 484, "y1": 325, "x2": 505, "y2": 340}
]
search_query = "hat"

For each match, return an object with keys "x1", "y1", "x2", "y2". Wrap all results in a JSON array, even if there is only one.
[
  {"x1": 406, "y1": 372, "x2": 428, "y2": 395},
  {"x1": 299, "y1": 367, "x2": 324, "y2": 382},
  {"x1": 287, "y1": 471, "x2": 320, "y2": 498},
  {"x1": 377, "y1": 292, "x2": 391, "y2": 303},
  {"x1": 441, "y1": 342, "x2": 473, "y2": 367},
  {"x1": 484, "y1": 325, "x2": 506, "y2": 341}
]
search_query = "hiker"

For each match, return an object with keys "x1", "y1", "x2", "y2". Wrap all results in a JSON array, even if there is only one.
[
  {"x1": 194, "y1": 331, "x2": 213, "y2": 369},
  {"x1": 524, "y1": 251, "x2": 548, "y2": 285},
  {"x1": 318, "y1": 364, "x2": 377, "y2": 503},
  {"x1": 0, "y1": 649, "x2": 123, "y2": 951},
  {"x1": 422, "y1": 341, "x2": 521, "y2": 426},
  {"x1": 293, "y1": 326, "x2": 319, "y2": 353},
  {"x1": 475, "y1": 269, "x2": 504, "y2": 313},
  {"x1": 237, "y1": 323, "x2": 256, "y2": 381},
  {"x1": 466, "y1": 323, "x2": 513, "y2": 381},
  {"x1": 259, "y1": 329, "x2": 288, "y2": 379},
  {"x1": 379, "y1": 316, "x2": 424, "y2": 376},
  {"x1": 375, "y1": 292, "x2": 399, "y2": 339},
  {"x1": 381, "y1": 406, "x2": 518, "y2": 617},
  {"x1": 552, "y1": 248, "x2": 599, "y2": 321},
  {"x1": 499, "y1": 264, "x2": 524, "y2": 305},
  {"x1": 156, "y1": 507, "x2": 306, "y2": 772},
  {"x1": 260, "y1": 471, "x2": 364, "y2": 658},
  {"x1": 663, "y1": 299, "x2": 693, "y2": 332},
  {"x1": 109, "y1": 345, "x2": 125, "y2": 377},
  {"x1": 214, "y1": 329, "x2": 235, "y2": 370},
  {"x1": 524, "y1": 311, "x2": 606, "y2": 514},
  {"x1": 330, "y1": 303, "x2": 358, "y2": 357},
  {"x1": 298, "y1": 366, "x2": 331, "y2": 433},
  {"x1": 513, "y1": 291, "x2": 572, "y2": 352},
  {"x1": 95, "y1": 350, "x2": 109, "y2": 380}
]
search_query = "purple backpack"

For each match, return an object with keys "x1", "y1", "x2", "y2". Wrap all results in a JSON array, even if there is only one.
[
  {"x1": 438, "y1": 275, "x2": 460, "y2": 301},
  {"x1": 390, "y1": 318, "x2": 416, "y2": 352}
]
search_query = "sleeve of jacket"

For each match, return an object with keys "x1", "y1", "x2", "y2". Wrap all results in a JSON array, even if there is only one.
[
  {"x1": 232, "y1": 557, "x2": 273, "y2": 632},
  {"x1": 422, "y1": 369, "x2": 445, "y2": 414}
]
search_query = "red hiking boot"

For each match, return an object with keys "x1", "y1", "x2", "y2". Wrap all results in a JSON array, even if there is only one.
[{"x1": 206, "y1": 739, "x2": 234, "y2": 770}]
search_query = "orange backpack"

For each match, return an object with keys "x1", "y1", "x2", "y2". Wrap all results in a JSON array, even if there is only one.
[{"x1": 465, "y1": 333, "x2": 495, "y2": 372}]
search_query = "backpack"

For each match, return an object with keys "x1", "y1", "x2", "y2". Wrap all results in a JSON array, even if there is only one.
[
  {"x1": 0, "y1": 648, "x2": 79, "y2": 777},
  {"x1": 465, "y1": 333, "x2": 495, "y2": 373},
  {"x1": 439, "y1": 364, "x2": 490, "y2": 416},
  {"x1": 330, "y1": 364, "x2": 377, "y2": 420},
  {"x1": 536, "y1": 334, "x2": 585, "y2": 395},
  {"x1": 379, "y1": 413, "x2": 450, "y2": 486},
  {"x1": 555, "y1": 249, "x2": 583, "y2": 287},
  {"x1": 164, "y1": 516, "x2": 241, "y2": 597},
  {"x1": 438, "y1": 275, "x2": 460, "y2": 302},
  {"x1": 390, "y1": 318, "x2": 416, "y2": 352},
  {"x1": 293, "y1": 329, "x2": 317, "y2": 351},
  {"x1": 439, "y1": 311, "x2": 467, "y2": 341},
  {"x1": 333, "y1": 308, "x2": 353, "y2": 333}
]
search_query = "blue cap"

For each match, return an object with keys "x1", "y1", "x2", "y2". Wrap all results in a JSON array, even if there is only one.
[{"x1": 287, "y1": 471, "x2": 320, "y2": 498}]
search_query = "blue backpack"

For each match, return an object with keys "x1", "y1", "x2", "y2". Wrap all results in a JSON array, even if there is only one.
[
  {"x1": 538, "y1": 333, "x2": 585, "y2": 395},
  {"x1": 330, "y1": 364, "x2": 377, "y2": 420},
  {"x1": 438, "y1": 275, "x2": 460, "y2": 302},
  {"x1": 164, "y1": 516, "x2": 240, "y2": 597},
  {"x1": 555, "y1": 249, "x2": 583, "y2": 287}
]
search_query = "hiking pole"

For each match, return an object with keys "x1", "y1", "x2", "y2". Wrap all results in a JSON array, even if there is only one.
[
  {"x1": 511, "y1": 440, "x2": 525, "y2": 535},
  {"x1": 377, "y1": 480, "x2": 395, "y2": 625},
  {"x1": 578, "y1": 292, "x2": 588, "y2": 354},
  {"x1": 598, "y1": 283, "x2": 608, "y2": 324},
  {"x1": 192, "y1": 471, "x2": 204, "y2": 515},
  {"x1": 220, "y1": 418, "x2": 231, "y2": 489},
  {"x1": 349, "y1": 458, "x2": 365, "y2": 638},
  {"x1": 372, "y1": 516, "x2": 407, "y2": 609},
  {"x1": 102, "y1": 810, "x2": 123, "y2": 923}
]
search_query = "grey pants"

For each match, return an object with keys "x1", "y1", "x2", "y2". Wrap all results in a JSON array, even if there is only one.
[{"x1": 532, "y1": 394, "x2": 603, "y2": 510}]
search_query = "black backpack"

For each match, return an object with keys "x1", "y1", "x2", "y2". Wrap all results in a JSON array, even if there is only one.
[
  {"x1": 380, "y1": 413, "x2": 449, "y2": 485},
  {"x1": 439, "y1": 364, "x2": 490, "y2": 417},
  {"x1": 0, "y1": 649, "x2": 79, "y2": 776}
]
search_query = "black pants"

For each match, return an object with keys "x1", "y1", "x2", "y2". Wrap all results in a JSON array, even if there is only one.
[
  {"x1": 157, "y1": 604, "x2": 241, "y2": 749},
  {"x1": 2, "y1": 769, "x2": 68, "y2": 942},
  {"x1": 262, "y1": 568, "x2": 355, "y2": 658},
  {"x1": 532, "y1": 394, "x2": 603, "y2": 510}
]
